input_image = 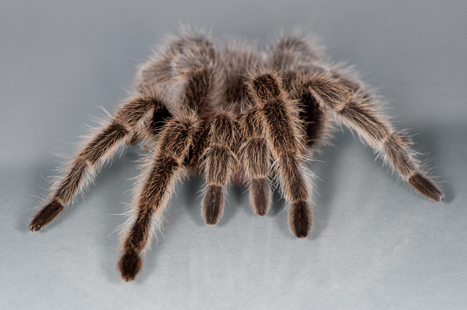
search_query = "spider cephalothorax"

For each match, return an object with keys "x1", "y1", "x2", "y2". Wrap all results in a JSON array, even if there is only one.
[{"x1": 29, "y1": 29, "x2": 444, "y2": 282}]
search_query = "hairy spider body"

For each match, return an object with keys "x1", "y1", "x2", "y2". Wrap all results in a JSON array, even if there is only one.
[{"x1": 29, "y1": 29, "x2": 444, "y2": 282}]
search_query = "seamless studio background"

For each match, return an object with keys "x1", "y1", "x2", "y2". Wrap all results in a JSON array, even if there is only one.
[{"x1": 1, "y1": 1, "x2": 466, "y2": 309}]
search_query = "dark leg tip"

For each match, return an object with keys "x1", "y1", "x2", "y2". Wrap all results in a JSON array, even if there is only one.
[
  {"x1": 256, "y1": 209, "x2": 267, "y2": 217},
  {"x1": 408, "y1": 173, "x2": 445, "y2": 202},
  {"x1": 203, "y1": 185, "x2": 224, "y2": 226},
  {"x1": 29, "y1": 223, "x2": 41, "y2": 232},
  {"x1": 118, "y1": 250, "x2": 142, "y2": 283},
  {"x1": 251, "y1": 178, "x2": 271, "y2": 217},
  {"x1": 29, "y1": 200, "x2": 64, "y2": 232},
  {"x1": 295, "y1": 230, "x2": 309, "y2": 239},
  {"x1": 205, "y1": 217, "x2": 219, "y2": 226},
  {"x1": 290, "y1": 201, "x2": 313, "y2": 239}
]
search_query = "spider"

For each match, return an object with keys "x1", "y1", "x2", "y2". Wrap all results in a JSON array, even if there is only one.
[{"x1": 29, "y1": 29, "x2": 444, "y2": 282}]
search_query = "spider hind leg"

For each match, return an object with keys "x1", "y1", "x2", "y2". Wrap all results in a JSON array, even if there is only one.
[{"x1": 306, "y1": 69, "x2": 444, "y2": 201}]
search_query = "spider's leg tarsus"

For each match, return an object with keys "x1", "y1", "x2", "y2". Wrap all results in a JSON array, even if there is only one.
[
  {"x1": 409, "y1": 173, "x2": 444, "y2": 202},
  {"x1": 118, "y1": 249, "x2": 142, "y2": 283},
  {"x1": 29, "y1": 199, "x2": 64, "y2": 232},
  {"x1": 279, "y1": 152, "x2": 313, "y2": 238},
  {"x1": 203, "y1": 185, "x2": 224, "y2": 225},
  {"x1": 250, "y1": 178, "x2": 271, "y2": 216},
  {"x1": 290, "y1": 201, "x2": 313, "y2": 238}
]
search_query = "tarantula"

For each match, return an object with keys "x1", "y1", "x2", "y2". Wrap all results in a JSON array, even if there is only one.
[{"x1": 29, "y1": 29, "x2": 444, "y2": 282}]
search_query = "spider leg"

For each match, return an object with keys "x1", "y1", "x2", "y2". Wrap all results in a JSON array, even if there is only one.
[
  {"x1": 118, "y1": 109, "x2": 201, "y2": 282},
  {"x1": 119, "y1": 32, "x2": 226, "y2": 280},
  {"x1": 29, "y1": 91, "x2": 168, "y2": 232},
  {"x1": 306, "y1": 70, "x2": 444, "y2": 201},
  {"x1": 248, "y1": 72, "x2": 313, "y2": 238},
  {"x1": 238, "y1": 105, "x2": 272, "y2": 216},
  {"x1": 199, "y1": 108, "x2": 239, "y2": 225}
]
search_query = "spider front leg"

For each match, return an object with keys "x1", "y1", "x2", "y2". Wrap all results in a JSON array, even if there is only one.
[
  {"x1": 248, "y1": 72, "x2": 314, "y2": 238},
  {"x1": 238, "y1": 106, "x2": 272, "y2": 216},
  {"x1": 118, "y1": 109, "x2": 201, "y2": 282},
  {"x1": 29, "y1": 91, "x2": 168, "y2": 232},
  {"x1": 306, "y1": 70, "x2": 444, "y2": 201},
  {"x1": 199, "y1": 108, "x2": 239, "y2": 225},
  {"x1": 119, "y1": 57, "x2": 221, "y2": 280}
]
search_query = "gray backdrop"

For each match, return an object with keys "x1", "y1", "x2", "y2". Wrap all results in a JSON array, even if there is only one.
[{"x1": 1, "y1": 1, "x2": 466, "y2": 309}]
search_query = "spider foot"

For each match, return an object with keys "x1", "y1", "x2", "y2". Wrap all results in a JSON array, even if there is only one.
[
  {"x1": 250, "y1": 178, "x2": 271, "y2": 216},
  {"x1": 118, "y1": 250, "x2": 142, "y2": 282},
  {"x1": 290, "y1": 201, "x2": 313, "y2": 238},
  {"x1": 408, "y1": 173, "x2": 444, "y2": 202},
  {"x1": 203, "y1": 185, "x2": 224, "y2": 225},
  {"x1": 29, "y1": 200, "x2": 64, "y2": 232}
]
